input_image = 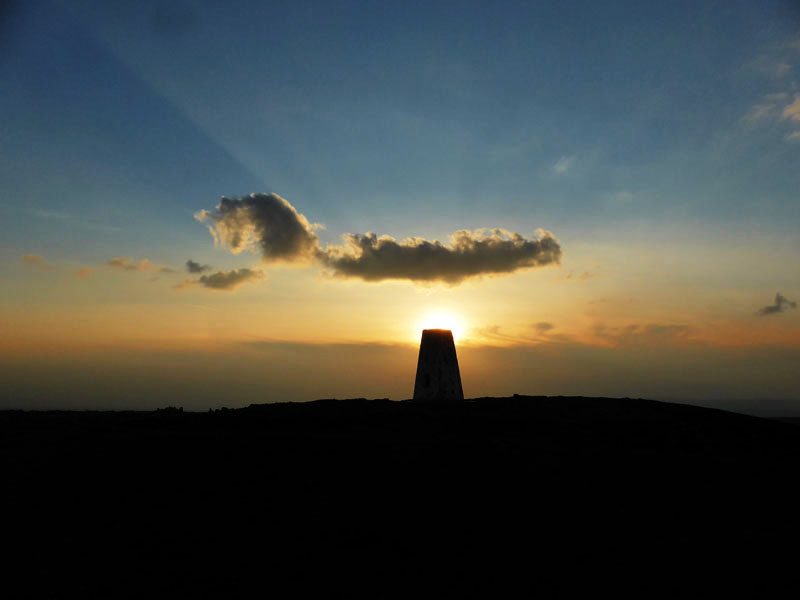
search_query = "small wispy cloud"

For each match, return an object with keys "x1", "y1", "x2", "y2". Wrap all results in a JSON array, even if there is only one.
[
  {"x1": 107, "y1": 257, "x2": 174, "y2": 273},
  {"x1": 742, "y1": 93, "x2": 800, "y2": 140},
  {"x1": 772, "y1": 62, "x2": 792, "y2": 78},
  {"x1": 563, "y1": 270, "x2": 594, "y2": 282},
  {"x1": 782, "y1": 96, "x2": 800, "y2": 122},
  {"x1": 186, "y1": 259, "x2": 211, "y2": 273},
  {"x1": 177, "y1": 268, "x2": 264, "y2": 291},
  {"x1": 757, "y1": 292, "x2": 797, "y2": 316},
  {"x1": 552, "y1": 155, "x2": 575, "y2": 175},
  {"x1": 742, "y1": 93, "x2": 788, "y2": 124},
  {"x1": 20, "y1": 254, "x2": 50, "y2": 269},
  {"x1": 594, "y1": 323, "x2": 693, "y2": 347},
  {"x1": 472, "y1": 323, "x2": 571, "y2": 346},
  {"x1": 76, "y1": 267, "x2": 94, "y2": 279},
  {"x1": 741, "y1": 34, "x2": 800, "y2": 141},
  {"x1": 742, "y1": 54, "x2": 793, "y2": 79},
  {"x1": 472, "y1": 325, "x2": 526, "y2": 345}
]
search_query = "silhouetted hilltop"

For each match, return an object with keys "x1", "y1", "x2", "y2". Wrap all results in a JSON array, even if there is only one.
[{"x1": 3, "y1": 396, "x2": 800, "y2": 596}]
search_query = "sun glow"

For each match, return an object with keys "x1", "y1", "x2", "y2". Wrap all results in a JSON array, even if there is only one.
[{"x1": 415, "y1": 311, "x2": 466, "y2": 343}]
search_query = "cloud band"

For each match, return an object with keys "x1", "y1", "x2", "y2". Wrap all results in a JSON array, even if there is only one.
[{"x1": 196, "y1": 193, "x2": 562, "y2": 284}]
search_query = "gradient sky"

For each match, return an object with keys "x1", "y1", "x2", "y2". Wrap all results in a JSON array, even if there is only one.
[{"x1": 2, "y1": 0, "x2": 799, "y2": 412}]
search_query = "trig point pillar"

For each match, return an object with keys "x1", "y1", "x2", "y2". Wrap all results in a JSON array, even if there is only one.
[{"x1": 413, "y1": 329, "x2": 464, "y2": 401}]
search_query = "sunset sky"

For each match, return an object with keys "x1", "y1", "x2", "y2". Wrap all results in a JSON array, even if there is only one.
[{"x1": 2, "y1": 0, "x2": 799, "y2": 412}]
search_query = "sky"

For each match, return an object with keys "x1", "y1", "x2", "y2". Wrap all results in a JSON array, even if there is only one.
[{"x1": 1, "y1": 0, "x2": 799, "y2": 413}]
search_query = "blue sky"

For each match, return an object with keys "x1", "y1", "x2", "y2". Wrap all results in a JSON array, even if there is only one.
[{"x1": 4, "y1": 0, "x2": 799, "y2": 256}]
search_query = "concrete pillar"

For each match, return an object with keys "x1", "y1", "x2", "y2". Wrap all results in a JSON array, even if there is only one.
[{"x1": 413, "y1": 329, "x2": 464, "y2": 401}]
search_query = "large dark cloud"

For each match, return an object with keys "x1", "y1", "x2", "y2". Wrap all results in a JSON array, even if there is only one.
[
  {"x1": 320, "y1": 229, "x2": 561, "y2": 284},
  {"x1": 196, "y1": 194, "x2": 562, "y2": 285},
  {"x1": 179, "y1": 268, "x2": 264, "y2": 291},
  {"x1": 757, "y1": 292, "x2": 797, "y2": 316},
  {"x1": 195, "y1": 193, "x2": 320, "y2": 263}
]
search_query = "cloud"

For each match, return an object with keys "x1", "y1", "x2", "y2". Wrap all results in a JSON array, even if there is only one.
[
  {"x1": 186, "y1": 259, "x2": 211, "y2": 273},
  {"x1": 782, "y1": 96, "x2": 800, "y2": 122},
  {"x1": 197, "y1": 194, "x2": 562, "y2": 285},
  {"x1": 552, "y1": 155, "x2": 574, "y2": 175},
  {"x1": 774, "y1": 62, "x2": 793, "y2": 77},
  {"x1": 594, "y1": 324, "x2": 693, "y2": 347},
  {"x1": 320, "y1": 229, "x2": 561, "y2": 284},
  {"x1": 563, "y1": 270, "x2": 593, "y2": 282},
  {"x1": 742, "y1": 93, "x2": 788, "y2": 124},
  {"x1": 76, "y1": 267, "x2": 93, "y2": 279},
  {"x1": 742, "y1": 54, "x2": 792, "y2": 79},
  {"x1": 740, "y1": 35, "x2": 800, "y2": 139},
  {"x1": 472, "y1": 323, "x2": 571, "y2": 346},
  {"x1": 757, "y1": 292, "x2": 797, "y2": 316},
  {"x1": 107, "y1": 257, "x2": 173, "y2": 273},
  {"x1": 178, "y1": 268, "x2": 264, "y2": 291},
  {"x1": 472, "y1": 325, "x2": 530, "y2": 345},
  {"x1": 742, "y1": 92, "x2": 800, "y2": 141},
  {"x1": 195, "y1": 193, "x2": 321, "y2": 263},
  {"x1": 21, "y1": 254, "x2": 49, "y2": 268}
]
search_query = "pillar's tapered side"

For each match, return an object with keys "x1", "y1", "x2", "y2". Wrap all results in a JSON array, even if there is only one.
[{"x1": 412, "y1": 329, "x2": 464, "y2": 401}]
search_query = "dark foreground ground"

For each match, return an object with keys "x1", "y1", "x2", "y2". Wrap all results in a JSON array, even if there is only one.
[{"x1": 3, "y1": 396, "x2": 800, "y2": 596}]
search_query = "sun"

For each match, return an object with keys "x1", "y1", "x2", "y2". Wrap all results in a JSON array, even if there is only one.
[{"x1": 415, "y1": 311, "x2": 466, "y2": 343}]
